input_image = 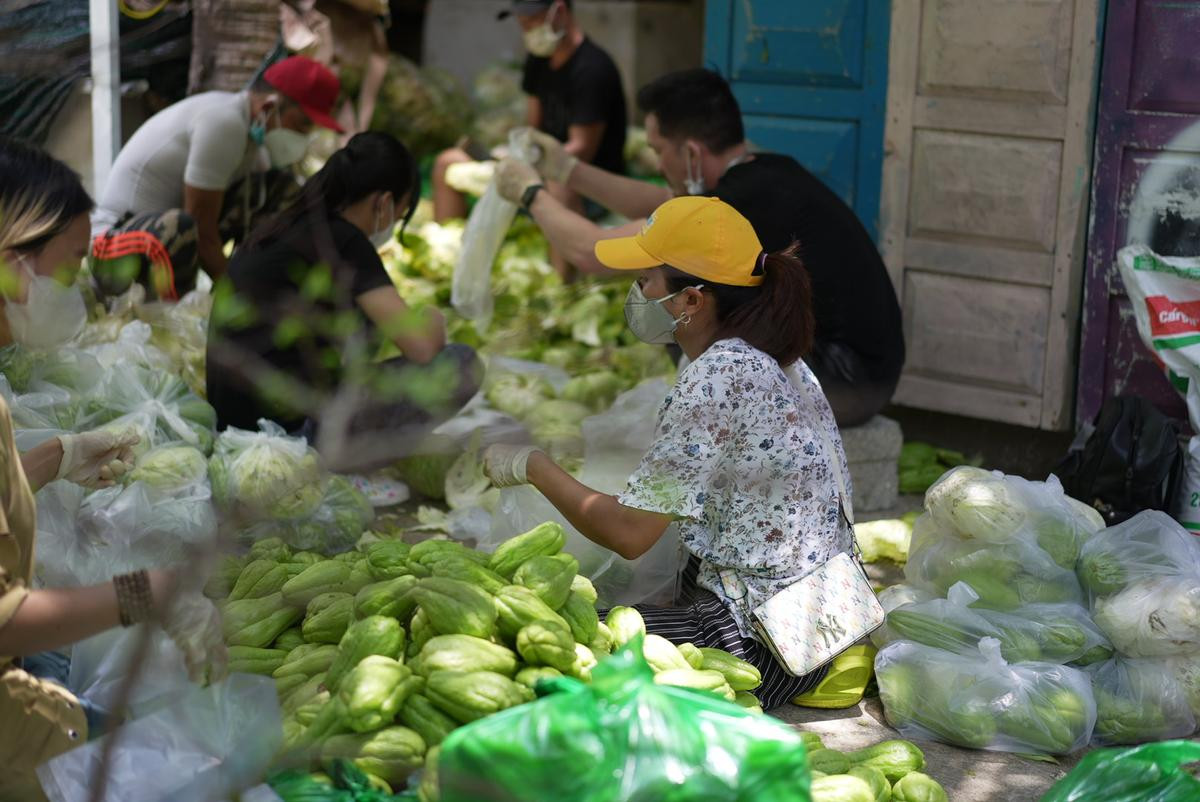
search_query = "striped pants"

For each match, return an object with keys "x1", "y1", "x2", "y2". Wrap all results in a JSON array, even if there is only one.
[{"x1": 632, "y1": 557, "x2": 828, "y2": 711}]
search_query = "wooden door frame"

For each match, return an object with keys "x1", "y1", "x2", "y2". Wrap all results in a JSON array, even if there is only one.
[{"x1": 879, "y1": 0, "x2": 1104, "y2": 431}]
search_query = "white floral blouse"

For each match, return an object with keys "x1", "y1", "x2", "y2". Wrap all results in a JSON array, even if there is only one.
[{"x1": 619, "y1": 338, "x2": 853, "y2": 639}]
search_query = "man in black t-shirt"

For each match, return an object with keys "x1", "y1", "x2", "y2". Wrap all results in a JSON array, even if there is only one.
[
  {"x1": 494, "y1": 69, "x2": 905, "y2": 427},
  {"x1": 431, "y1": 0, "x2": 626, "y2": 232}
]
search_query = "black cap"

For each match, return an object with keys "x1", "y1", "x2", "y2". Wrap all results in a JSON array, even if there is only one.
[{"x1": 497, "y1": 0, "x2": 557, "y2": 20}]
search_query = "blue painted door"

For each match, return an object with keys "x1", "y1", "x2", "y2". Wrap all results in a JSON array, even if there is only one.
[{"x1": 704, "y1": 0, "x2": 891, "y2": 239}]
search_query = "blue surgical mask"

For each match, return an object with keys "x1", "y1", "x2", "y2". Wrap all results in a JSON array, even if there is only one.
[{"x1": 623, "y1": 281, "x2": 702, "y2": 344}]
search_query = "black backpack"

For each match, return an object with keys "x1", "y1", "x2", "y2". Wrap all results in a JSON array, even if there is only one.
[{"x1": 1056, "y1": 395, "x2": 1184, "y2": 525}]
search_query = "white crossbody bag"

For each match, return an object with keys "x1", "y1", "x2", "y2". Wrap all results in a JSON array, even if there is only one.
[{"x1": 743, "y1": 426, "x2": 885, "y2": 677}]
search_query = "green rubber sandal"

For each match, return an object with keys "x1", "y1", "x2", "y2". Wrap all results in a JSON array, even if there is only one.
[{"x1": 791, "y1": 644, "x2": 877, "y2": 709}]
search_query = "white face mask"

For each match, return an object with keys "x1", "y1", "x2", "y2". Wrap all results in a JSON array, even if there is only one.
[
  {"x1": 5, "y1": 255, "x2": 86, "y2": 349},
  {"x1": 683, "y1": 148, "x2": 706, "y2": 196},
  {"x1": 370, "y1": 195, "x2": 397, "y2": 249},
  {"x1": 623, "y1": 281, "x2": 702, "y2": 345},
  {"x1": 264, "y1": 126, "x2": 310, "y2": 168},
  {"x1": 523, "y1": 5, "x2": 564, "y2": 57}
]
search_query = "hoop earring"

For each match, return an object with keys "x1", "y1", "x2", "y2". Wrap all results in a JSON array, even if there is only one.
[{"x1": 679, "y1": 314, "x2": 692, "y2": 328}]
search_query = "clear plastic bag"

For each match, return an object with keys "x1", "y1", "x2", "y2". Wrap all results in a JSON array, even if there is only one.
[
  {"x1": 924, "y1": 467, "x2": 1102, "y2": 567},
  {"x1": 870, "y1": 584, "x2": 935, "y2": 649},
  {"x1": 1085, "y1": 657, "x2": 1197, "y2": 745},
  {"x1": 81, "y1": 320, "x2": 174, "y2": 373},
  {"x1": 876, "y1": 637, "x2": 1097, "y2": 754},
  {"x1": 876, "y1": 582, "x2": 1112, "y2": 665},
  {"x1": 436, "y1": 638, "x2": 812, "y2": 802},
  {"x1": 452, "y1": 130, "x2": 535, "y2": 329},
  {"x1": 487, "y1": 379, "x2": 682, "y2": 606},
  {"x1": 68, "y1": 627, "x2": 195, "y2": 720},
  {"x1": 37, "y1": 673, "x2": 283, "y2": 802},
  {"x1": 210, "y1": 421, "x2": 373, "y2": 553},
  {"x1": 83, "y1": 362, "x2": 218, "y2": 456},
  {"x1": 34, "y1": 475, "x2": 218, "y2": 589},
  {"x1": 903, "y1": 513, "x2": 1084, "y2": 610},
  {"x1": 1076, "y1": 509, "x2": 1200, "y2": 601}
]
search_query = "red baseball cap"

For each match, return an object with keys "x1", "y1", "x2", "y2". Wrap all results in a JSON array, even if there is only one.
[{"x1": 263, "y1": 56, "x2": 344, "y2": 132}]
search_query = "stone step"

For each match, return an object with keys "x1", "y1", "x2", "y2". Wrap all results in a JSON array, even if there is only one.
[{"x1": 840, "y1": 416, "x2": 902, "y2": 513}]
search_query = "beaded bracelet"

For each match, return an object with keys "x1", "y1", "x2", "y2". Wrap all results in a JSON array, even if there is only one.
[{"x1": 113, "y1": 569, "x2": 153, "y2": 627}]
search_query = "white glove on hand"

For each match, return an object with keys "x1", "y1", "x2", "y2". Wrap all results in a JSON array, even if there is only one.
[
  {"x1": 57, "y1": 429, "x2": 140, "y2": 488},
  {"x1": 515, "y1": 127, "x2": 578, "y2": 185},
  {"x1": 495, "y1": 158, "x2": 543, "y2": 204},
  {"x1": 162, "y1": 590, "x2": 229, "y2": 685},
  {"x1": 482, "y1": 444, "x2": 540, "y2": 488}
]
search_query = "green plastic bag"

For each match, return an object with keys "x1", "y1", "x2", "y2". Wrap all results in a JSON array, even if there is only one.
[
  {"x1": 268, "y1": 759, "x2": 412, "y2": 802},
  {"x1": 1039, "y1": 740, "x2": 1200, "y2": 801},
  {"x1": 436, "y1": 636, "x2": 812, "y2": 802}
]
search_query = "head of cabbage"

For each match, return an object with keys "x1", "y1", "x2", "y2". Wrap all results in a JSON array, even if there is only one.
[
  {"x1": 484, "y1": 372, "x2": 555, "y2": 420},
  {"x1": 129, "y1": 445, "x2": 208, "y2": 490}
]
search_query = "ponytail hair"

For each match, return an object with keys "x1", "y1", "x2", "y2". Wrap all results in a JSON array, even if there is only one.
[
  {"x1": 666, "y1": 242, "x2": 814, "y2": 367},
  {"x1": 244, "y1": 131, "x2": 420, "y2": 252}
]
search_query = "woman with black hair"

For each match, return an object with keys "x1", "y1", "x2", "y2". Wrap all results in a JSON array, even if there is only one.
[
  {"x1": 206, "y1": 132, "x2": 481, "y2": 471},
  {"x1": 0, "y1": 137, "x2": 94, "y2": 349},
  {"x1": 483, "y1": 196, "x2": 852, "y2": 708}
]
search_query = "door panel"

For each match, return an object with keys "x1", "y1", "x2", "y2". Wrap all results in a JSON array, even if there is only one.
[
  {"x1": 729, "y1": 0, "x2": 866, "y2": 88},
  {"x1": 909, "y1": 130, "x2": 1062, "y2": 251},
  {"x1": 879, "y1": 0, "x2": 1101, "y2": 429},
  {"x1": 903, "y1": 271, "x2": 1050, "y2": 394},
  {"x1": 1076, "y1": 0, "x2": 1200, "y2": 427},
  {"x1": 918, "y1": 0, "x2": 1073, "y2": 103},
  {"x1": 706, "y1": 0, "x2": 891, "y2": 238}
]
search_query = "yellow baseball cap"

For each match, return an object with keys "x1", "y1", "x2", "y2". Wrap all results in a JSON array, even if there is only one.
[{"x1": 594, "y1": 196, "x2": 765, "y2": 287}]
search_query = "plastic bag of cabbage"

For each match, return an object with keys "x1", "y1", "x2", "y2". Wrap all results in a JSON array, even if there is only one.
[
  {"x1": 1076, "y1": 511, "x2": 1200, "y2": 658},
  {"x1": 876, "y1": 636, "x2": 1097, "y2": 754},
  {"x1": 209, "y1": 420, "x2": 373, "y2": 552},
  {"x1": 1085, "y1": 657, "x2": 1197, "y2": 745}
]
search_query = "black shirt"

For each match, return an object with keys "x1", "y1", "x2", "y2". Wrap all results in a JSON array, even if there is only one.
[
  {"x1": 713, "y1": 154, "x2": 905, "y2": 383},
  {"x1": 522, "y1": 38, "x2": 627, "y2": 175},
  {"x1": 206, "y1": 216, "x2": 392, "y2": 431}
]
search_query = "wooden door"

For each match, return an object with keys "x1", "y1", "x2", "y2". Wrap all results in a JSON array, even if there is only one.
[
  {"x1": 1076, "y1": 0, "x2": 1200, "y2": 427},
  {"x1": 705, "y1": 0, "x2": 892, "y2": 238},
  {"x1": 878, "y1": 0, "x2": 1101, "y2": 430}
]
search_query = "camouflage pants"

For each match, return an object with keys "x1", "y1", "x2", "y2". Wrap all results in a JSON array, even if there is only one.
[{"x1": 90, "y1": 170, "x2": 301, "y2": 302}]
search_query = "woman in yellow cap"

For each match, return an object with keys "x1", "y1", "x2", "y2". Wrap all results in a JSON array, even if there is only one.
[{"x1": 483, "y1": 196, "x2": 852, "y2": 708}]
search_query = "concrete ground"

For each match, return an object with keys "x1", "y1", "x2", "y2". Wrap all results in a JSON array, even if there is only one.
[{"x1": 770, "y1": 698, "x2": 1083, "y2": 801}]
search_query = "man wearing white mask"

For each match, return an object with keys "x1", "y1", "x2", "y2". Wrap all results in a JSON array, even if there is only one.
[
  {"x1": 495, "y1": 69, "x2": 906, "y2": 427},
  {"x1": 90, "y1": 56, "x2": 344, "y2": 302},
  {"x1": 431, "y1": 0, "x2": 626, "y2": 236}
]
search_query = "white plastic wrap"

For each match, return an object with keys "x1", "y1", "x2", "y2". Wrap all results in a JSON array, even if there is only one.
[
  {"x1": 876, "y1": 637, "x2": 1097, "y2": 755},
  {"x1": 37, "y1": 674, "x2": 282, "y2": 802},
  {"x1": 452, "y1": 129, "x2": 536, "y2": 329}
]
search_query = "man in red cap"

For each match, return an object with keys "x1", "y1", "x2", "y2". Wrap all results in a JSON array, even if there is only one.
[{"x1": 90, "y1": 56, "x2": 343, "y2": 300}]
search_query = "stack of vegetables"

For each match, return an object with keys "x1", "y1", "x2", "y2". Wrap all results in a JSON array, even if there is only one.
[
  {"x1": 874, "y1": 466, "x2": 1200, "y2": 753},
  {"x1": 205, "y1": 522, "x2": 767, "y2": 793},
  {"x1": 1074, "y1": 510, "x2": 1200, "y2": 745},
  {"x1": 799, "y1": 734, "x2": 949, "y2": 802},
  {"x1": 208, "y1": 421, "x2": 374, "y2": 553}
]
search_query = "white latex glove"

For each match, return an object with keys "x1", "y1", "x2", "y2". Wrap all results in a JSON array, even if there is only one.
[
  {"x1": 57, "y1": 429, "x2": 140, "y2": 488},
  {"x1": 495, "y1": 158, "x2": 543, "y2": 204},
  {"x1": 162, "y1": 590, "x2": 229, "y2": 685},
  {"x1": 482, "y1": 444, "x2": 541, "y2": 488},
  {"x1": 514, "y1": 126, "x2": 578, "y2": 185}
]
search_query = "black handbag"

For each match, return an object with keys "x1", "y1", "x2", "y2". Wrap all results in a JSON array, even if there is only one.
[{"x1": 1056, "y1": 396, "x2": 1184, "y2": 525}]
